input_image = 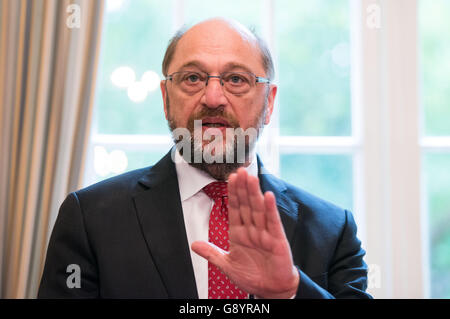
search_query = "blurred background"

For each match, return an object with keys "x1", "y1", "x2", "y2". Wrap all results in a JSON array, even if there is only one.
[{"x1": 0, "y1": 0, "x2": 449, "y2": 298}]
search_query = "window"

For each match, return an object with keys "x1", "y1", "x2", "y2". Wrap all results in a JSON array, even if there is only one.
[
  {"x1": 85, "y1": 0, "x2": 172, "y2": 185},
  {"x1": 276, "y1": 0, "x2": 351, "y2": 137},
  {"x1": 86, "y1": 0, "x2": 355, "y2": 214},
  {"x1": 423, "y1": 153, "x2": 450, "y2": 298},
  {"x1": 85, "y1": 0, "x2": 450, "y2": 298},
  {"x1": 275, "y1": 0, "x2": 354, "y2": 212},
  {"x1": 419, "y1": 0, "x2": 450, "y2": 298}
]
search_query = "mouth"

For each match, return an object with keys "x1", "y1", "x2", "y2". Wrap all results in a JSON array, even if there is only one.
[{"x1": 201, "y1": 117, "x2": 232, "y2": 128}]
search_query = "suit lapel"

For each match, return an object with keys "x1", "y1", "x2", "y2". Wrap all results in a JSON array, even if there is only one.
[
  {"x1": 131, "y1": 152, "x2": 298, "y2": 298},
  {"x1": 133, "y1": 151, "x2": 198, "y2": 298}
]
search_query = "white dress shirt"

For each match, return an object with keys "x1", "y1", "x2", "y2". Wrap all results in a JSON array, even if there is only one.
[{"x1": 174, "y1": 149, "x2": 258, "y2": 299}]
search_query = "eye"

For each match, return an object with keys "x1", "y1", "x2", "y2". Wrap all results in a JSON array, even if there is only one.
[
  {"x1": 185, "y1": 73, "x2": 200, "y2": 83},
  {"x1": 230, "y1": 75, "x2": 243, "y2": 83},
  {"x1": 179, "y1": 72, "x2": 205, "y2": 85},
  {"x1": 228, "y1": 74, "x2": 245, "y2": 84},
  {"x1": 223, "y1": 72, "x2": 251, "y2": 87}
]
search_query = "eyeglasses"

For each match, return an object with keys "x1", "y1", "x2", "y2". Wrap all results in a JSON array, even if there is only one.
[{"x1": 165, "y1": 71, "x2": 270, "y2": 95}]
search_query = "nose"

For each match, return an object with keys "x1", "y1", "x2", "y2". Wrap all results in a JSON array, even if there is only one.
[{"x1": 201, "y1": 76, "x2": 228, "y2": 109}]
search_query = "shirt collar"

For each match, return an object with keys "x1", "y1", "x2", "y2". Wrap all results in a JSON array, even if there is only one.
[{"x1": 174, "y1": 148, "x2": 258, "y2": 202}]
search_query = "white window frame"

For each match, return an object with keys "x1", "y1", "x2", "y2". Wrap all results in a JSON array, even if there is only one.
[
  {"x1": 354, "y1": 0, "x2": 449, "y2": 299},
  {"x1": 84, "y1": 0, "x2": 450, "y2": 298}
]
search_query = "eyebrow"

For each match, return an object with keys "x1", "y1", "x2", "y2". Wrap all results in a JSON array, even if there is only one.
[
  {"x1": 178, "y1": 61, "x2": 205, "y2": 71},
  {"x1": 178, "y1": 61, "x2": 255, "y2": 74},
  {"x1": 222, "y1": 62, "x2": 254, "y2": 74}
]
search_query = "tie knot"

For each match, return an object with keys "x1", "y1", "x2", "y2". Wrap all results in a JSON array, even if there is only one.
[{"x1": 203, "y1": 181, "x2": 228, "y2": 200}]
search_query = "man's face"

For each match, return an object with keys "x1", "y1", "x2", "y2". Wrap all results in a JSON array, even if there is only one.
[{"x1": 160, "y1": 20, "x2": 277, "y2": 174}]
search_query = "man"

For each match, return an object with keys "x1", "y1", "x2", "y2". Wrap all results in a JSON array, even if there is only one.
[{"x1": 38, "y1": 18, "x2": 371, "y2": 299}]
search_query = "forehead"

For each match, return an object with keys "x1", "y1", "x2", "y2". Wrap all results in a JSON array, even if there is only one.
[{"x1": 169, "y1": 21, "x2": 264, "y2": 74}]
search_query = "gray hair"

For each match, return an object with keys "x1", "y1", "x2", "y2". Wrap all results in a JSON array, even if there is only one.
[{"x1": 161, "y1": 23, "x2": 275, "y2": 81}]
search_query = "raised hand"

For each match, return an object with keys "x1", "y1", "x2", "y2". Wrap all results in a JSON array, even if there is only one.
[{"x1": 191, "y1": 167, "x2": 299, "y2": 299}]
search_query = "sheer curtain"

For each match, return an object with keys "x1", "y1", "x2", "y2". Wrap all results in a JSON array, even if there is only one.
[{"x1": 0, "y1": 0, "x2": 105, "y2": 298}]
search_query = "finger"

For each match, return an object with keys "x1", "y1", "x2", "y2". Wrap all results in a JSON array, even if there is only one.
[
  {"x1": 235, "y1": 168, "x2": 252, "y2": 227},
  {"x1": 246, "y1": 175, "x2": 266, "y2": 231},
  {"x1": 227, "y1": 173, "x2": 243, "y2": 226},
  {"x1": 237, "y1": 171, "x2": 263, "y2": 246},
  {"x1": 264, "y1": 191, "x2": 285, "y2": 238},
  {"x1": 191, "y1": 241, "x2": 228, "y2": 271}
]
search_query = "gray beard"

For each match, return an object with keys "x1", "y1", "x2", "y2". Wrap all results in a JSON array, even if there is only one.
[
  {"x1": 185, "y1": 132, "x2": 252, "y2": 181},
  {"x1": 166, "y1": 92, "x2": 267, "y2": 180}
]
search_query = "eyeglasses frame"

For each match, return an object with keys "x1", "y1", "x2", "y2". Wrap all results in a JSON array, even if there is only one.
[{"x1": 164, "y1": 70, "x2": 271, "y2": 94}]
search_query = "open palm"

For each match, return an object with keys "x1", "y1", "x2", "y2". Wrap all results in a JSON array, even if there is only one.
[{"x1": 191, "y1": 168, "x2": 299, "y2": 299}]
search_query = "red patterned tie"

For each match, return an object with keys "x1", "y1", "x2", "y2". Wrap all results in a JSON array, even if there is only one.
[{"x1": 203, "y1": 181, "x2": 248, "y2": 299}]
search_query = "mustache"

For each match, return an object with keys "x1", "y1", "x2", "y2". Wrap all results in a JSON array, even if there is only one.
[{"x1": 186, "y1": 108, "x2": 239, "y2": 130}]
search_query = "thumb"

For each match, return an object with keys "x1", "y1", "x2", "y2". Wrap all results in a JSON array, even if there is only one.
[{"x1": 191, "y1": 241, "x2": 227, "y2": 270}]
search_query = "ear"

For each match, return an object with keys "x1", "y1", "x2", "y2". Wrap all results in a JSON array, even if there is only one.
[
  {"x1": 264, "y1": 84, "x2": 277, "y2": 125},
  {"x1": 160, "y1": 80, "x2": 169, "y2": 120}
]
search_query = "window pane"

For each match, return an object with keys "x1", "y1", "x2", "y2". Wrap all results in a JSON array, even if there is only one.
[
  {"x1": 93, "y1": 0, "x2": 172, "y2": 135},
  {"x1": 419, "y1": 0, "x2": 450, "y2": 136},
  {"x1": 279, "y1": 153, "x2": 353, "y2": 210},
  {"x1": 184, "y1": 0, "x2": 262, "y2": 31},
  {"x1": 423, "y1": 153, "x2": 450, "y2": 298},
  {"x1": 276, "y1": 0, "x2": 351, "y2": 136},
  {"x1": 91, "y1": 145, "x2": 169, "y2": 184}
]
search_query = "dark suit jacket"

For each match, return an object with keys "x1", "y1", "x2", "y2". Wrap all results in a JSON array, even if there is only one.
[{"x1": 38, "y1": 150, "x2": 371, "y2": 299}]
